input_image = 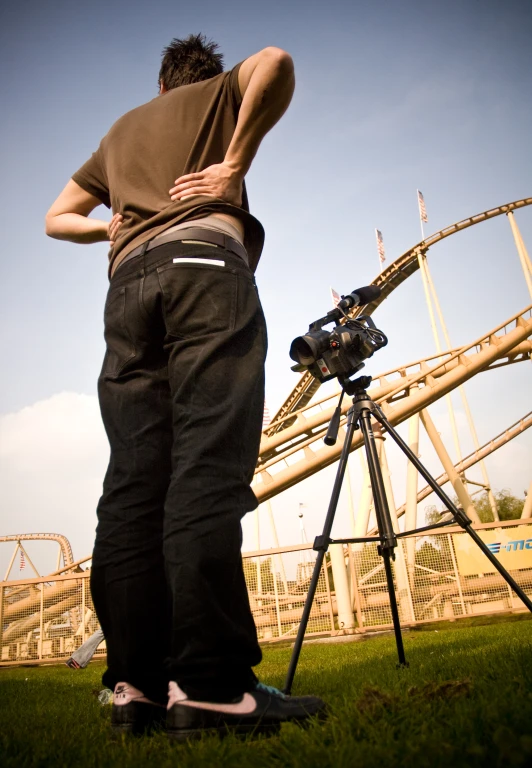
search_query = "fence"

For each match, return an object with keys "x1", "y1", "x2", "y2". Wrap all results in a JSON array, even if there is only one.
[{"x1": 1, "y1": 519, "x2": 531, "y2": 666}]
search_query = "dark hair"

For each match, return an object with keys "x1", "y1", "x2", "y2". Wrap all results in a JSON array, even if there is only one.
[{"x1": 159, "y1": 34, "x2": 224, "y2": 91}]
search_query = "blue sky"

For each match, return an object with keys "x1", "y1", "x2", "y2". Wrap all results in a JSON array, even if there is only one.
[{"x1": 1, "y1": 0, "x2": 531, "y2": 575}]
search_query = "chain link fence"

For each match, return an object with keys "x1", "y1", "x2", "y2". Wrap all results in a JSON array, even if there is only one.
[{"x1": 1, "y1": 520, "x2": 531, "y2": 666}]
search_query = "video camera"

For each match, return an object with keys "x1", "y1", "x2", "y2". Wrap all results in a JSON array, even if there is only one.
[{"x1": 289, "y1": 285, "x2": 388, "y2": 385}]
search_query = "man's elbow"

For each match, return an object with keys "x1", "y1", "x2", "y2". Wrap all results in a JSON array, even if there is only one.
[
  {"x1": 45, "y1": 212, "x2": 62, "y2": 239},
  {"x1": 45, "y1": 213, "x2": 55, "y2": 238},
  {"x1": 260, "y1": 47, "x2": 294, "y2": 77}
]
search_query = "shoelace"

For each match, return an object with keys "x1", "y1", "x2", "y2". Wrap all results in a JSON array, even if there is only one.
[{"x1": 255, "y1": 682, "x2": 287, "y2": 699}]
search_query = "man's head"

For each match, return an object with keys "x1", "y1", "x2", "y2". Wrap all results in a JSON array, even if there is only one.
[{"x1": 159, "y1": 34, "x2": 224, "y2": 92}]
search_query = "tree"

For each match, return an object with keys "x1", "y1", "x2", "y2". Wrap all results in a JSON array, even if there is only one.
[
  {"x1": 474, "y1": 488, "x2": 525, "y2": 522},
  {"x1": 424, "y1": 488, "x2": 525, "y2": 525}
]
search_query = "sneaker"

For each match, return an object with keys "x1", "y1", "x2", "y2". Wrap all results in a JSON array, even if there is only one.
[
  {"x1": 166, "y1": 680, "x2": 327, "y2": 741},
  {"x1": 111, "y1": 682, "x2": 166, "y2": 735}
]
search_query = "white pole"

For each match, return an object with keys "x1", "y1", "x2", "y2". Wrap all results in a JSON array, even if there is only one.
[
  {"x1": 405, "y1": 402, "x2": 420, "y2": 573},
  {"x1": 329, "y1": 544, "x2": 355, "y2": 629},
  {"x1": 265, "y1": 500, "x2": 289, "y2": 594},
  {"x1": 521, "y1": 480, "x2": 532, "y2": 519},
  {"x1": 254, "y1": 508, "x2": 262, "y2": 602}
]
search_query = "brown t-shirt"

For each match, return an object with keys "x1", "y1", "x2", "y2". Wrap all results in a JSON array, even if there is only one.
[{"x1": 72, "y1": 63, "x2": 264, "y2": 275}]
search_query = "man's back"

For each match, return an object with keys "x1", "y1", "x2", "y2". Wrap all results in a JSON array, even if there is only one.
[{"x1": 73, "y1": 65, "x2": 263, "y2": 273}]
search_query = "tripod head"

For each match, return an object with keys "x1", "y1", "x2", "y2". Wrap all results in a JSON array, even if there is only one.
[
  {"x1": 324, "y1": 375, "x2": 373, "y2": 446},
  {"x1": 339, "y1": 374, "x2": 372, "y2": 396}
]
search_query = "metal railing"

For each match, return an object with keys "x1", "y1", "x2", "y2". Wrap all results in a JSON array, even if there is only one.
[{"x1": 1, "y1": 520, "x2": 530, "y2": 666}]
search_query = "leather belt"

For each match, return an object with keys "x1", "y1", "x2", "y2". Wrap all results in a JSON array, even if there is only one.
[{"x1": 120, "y1": 227, "x2": 248, "y2": 267}]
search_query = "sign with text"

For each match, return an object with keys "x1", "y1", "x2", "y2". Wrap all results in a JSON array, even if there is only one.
[{"x1": 453, "y1": 526, "x2": 532, "y2": 576}]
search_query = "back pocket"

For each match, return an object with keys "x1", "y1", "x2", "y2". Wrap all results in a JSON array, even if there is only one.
[
  {"x1": 157, "y1": 262, "x2": 237, "y2": 339},
  {"x1": 102, "y1": 286, "x2": 136, "y2": 376}
]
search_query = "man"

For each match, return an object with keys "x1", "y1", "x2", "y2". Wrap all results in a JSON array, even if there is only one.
[{"x1": 46, "y1": 35, "x2": 325, "y2": 740}]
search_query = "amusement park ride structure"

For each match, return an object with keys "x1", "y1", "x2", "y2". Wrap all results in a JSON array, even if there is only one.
[{"x1": 1, "y1": 197, "x2": 531, "y2": 664}]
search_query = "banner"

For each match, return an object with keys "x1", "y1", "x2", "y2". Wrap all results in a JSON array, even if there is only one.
[{"x1": 453, "y1": 525, "x2": 532, "y2": 576}]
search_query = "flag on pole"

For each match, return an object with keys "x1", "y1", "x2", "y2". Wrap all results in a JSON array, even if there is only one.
[
  {"x1": 330, "y1": 287, "x2": 341, "y2": 308},
  {"x1": 417, "y1": 189, "x2": 428, "y2": 222},
  {"x1": 19, "y1": 550, "x2": 26, "y2": 570},
  {"x1": 262, "y1": 402, "x2": 271, "y2": 429},
  {"x1": 375, "y1": 229, "x2": 385, "y2": 264}
]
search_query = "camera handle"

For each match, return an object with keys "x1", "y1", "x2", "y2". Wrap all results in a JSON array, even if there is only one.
[{"x1": 283, "y1": 377, "x2": 532, "y2": 695}]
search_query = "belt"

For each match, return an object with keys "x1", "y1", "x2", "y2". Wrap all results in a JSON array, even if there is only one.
[{"x1": 120, "y1": 227, "x2": 248, "y2": 267}]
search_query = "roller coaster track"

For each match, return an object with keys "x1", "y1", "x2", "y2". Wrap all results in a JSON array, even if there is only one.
[
  {"x1": 268, "y1": 197, "x2": 532, "y2": 433},
  {"x1": 254, "y1": 305, "x2": 532, "y2": 502},
  {"x1": 0, "y1": 533, "x2": 74, "y2": 577},
  {"x1": 393, "y1": 411, "x2": 532, "y2": 518}
]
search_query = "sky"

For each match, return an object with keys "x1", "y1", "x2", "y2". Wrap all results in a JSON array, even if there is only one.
[{"x1": 1, "y1": 0, "x2": 531, "y2": 577}]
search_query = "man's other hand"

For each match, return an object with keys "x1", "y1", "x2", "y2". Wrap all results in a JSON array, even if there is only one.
[
  {"x1": 169, "y1": 162, "x2": 243, "y2": 207},
  {"x1": 108, "y1": 213, "x2": 124, "y2": 246}
]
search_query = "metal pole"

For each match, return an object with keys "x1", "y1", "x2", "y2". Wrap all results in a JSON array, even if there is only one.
[
  {"x1": 374, "y1": 426, "x2": 414, "y2": 621},
  {"x1": 420, "y1": 409, "x2": 481, "y2": 524},
  {"x1": 18, "y1": 543, "x2": 41, "y2": 579},
  {"x1": 423, "y1": 261, "x2": 499, "y2": 520},
  {"x1": 254, "y1": 509, "x2": 262, "y2": 604},
  {"x1": 352, "y1": 451, "x2": 373, "y2": 551},
  {"x1": 405, "y1": 403, "x2": 420, "y2": 573},
  {"x1": 271, "y1": 558, "x2": 282, "y2": 638},
  {"x1": 265, "y1": 500, "x2": 289, "y2": 594},
  {"x1": 417, "y1": 251, "x2": 464, "y2": 468},
  {"x1": 39, "y1": 583, "x2": 44, "y2": 660},
  {"x1": 81, "y1": 578, "x2": 86, "y2": 644},
  {"x1": 0, "y1": 585, "x2": 4, "y2": 654},
  {"x1": 3, "y1": 543, "x2": 19, "y2": 582},
  {"x1": 448, "y1": 533, "x2": 466, "y2": 616},
  {"x1": 521, "y1": 480, "x2": 532, "y2": 519},
  {"x1": 372, "y1": 406, "x2": 532, "y2": 613},
  {"x1": 508, "y1": 211, "x2": 532, "y2": 299},
  {"x1": 329, "y1": 544, "x2": 355, "y2": 629}
]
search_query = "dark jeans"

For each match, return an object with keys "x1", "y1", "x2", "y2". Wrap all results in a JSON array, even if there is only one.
[{"x1": 90, "y1": 241, "x2": 267, "y2": 704}]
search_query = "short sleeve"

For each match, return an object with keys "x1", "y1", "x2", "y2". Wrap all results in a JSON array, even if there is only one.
[
  {"x1": 226, "y1": 62, "x2": 244, "y2": 111},
  {"x1": 72, "y1": 145, "x2": 111, "y2": 209}
]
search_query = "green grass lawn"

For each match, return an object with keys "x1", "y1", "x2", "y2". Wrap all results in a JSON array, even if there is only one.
[{"x1": 1, "y1": 616, "x2": 531, "y2": 768}]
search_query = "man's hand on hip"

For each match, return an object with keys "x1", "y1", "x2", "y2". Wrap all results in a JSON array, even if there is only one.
[
  {"x1": 108, "y1": 213, "x2": 124, "y2": 246},
  {"x1": 169, "y1": 162, "x2": 243, "y2": 206}
]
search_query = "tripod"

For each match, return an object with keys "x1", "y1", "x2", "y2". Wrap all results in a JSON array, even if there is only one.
[{"x1": 284, "y1": 375, "x2": 532, "y2": 694}]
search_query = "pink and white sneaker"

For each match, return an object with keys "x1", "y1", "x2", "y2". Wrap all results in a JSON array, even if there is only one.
[{"x1": 166, "y1": 681, "x2": 326, "y2": 741}]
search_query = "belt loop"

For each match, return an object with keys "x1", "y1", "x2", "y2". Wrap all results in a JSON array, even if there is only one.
[{"x1": 139, "y1": 239, "x2": 150, "y2": 267}]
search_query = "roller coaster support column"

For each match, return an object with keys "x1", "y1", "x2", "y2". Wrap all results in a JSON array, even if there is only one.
[
  {"x1": 352, "y1": 452, "x2": 373, "y2": 552},
  {"x1": 416, "y1": 249, "x2": 465, "y2": 476},
  {"x1": 265, "y1": 500, "x2": 289, "y2": 594},
  {"x1": 421, "y1": 258, "x2": 499, "y2": 521},
  {"x1": 507, "y1": 211, "x2": 532, "y2": 299},
  {"x1": 405, "y1": 394, "x2": 420, "y2": 575},
  {"x1": 329, "y1": 544, "x2": 355, "y2": 629},
  {"x1": 522, "y1": 480, "x2": 532, "y2": 519},
  {"x1": 420, "y1": 409, "x2": 481, "y2": 524},
  {"x1": 374, "y1": 424, "x2": 415, "y2": 621}
]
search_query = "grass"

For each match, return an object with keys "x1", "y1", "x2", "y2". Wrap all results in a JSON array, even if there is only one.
[{"x1": 1, "y1": 617, "x2": 532, "y2": 768}]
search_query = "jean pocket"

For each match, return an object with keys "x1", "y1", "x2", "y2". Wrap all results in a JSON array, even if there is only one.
[
  {"x1": 102, "y1": 285, "x2": 136, "y2": 376},
  {"x1": 157, "y1": 262, "x2": 237, "y2": 339}
]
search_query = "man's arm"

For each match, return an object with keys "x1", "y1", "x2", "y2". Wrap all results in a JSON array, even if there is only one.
[
  {"x1": 45, "y1": 180, "x2": 123, "y2": 245},
  {"x1": 169, "y1": 47, "x2": 295, "y2": 205}
]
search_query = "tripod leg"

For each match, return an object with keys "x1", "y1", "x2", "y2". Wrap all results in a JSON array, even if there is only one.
[
  {"x1": 358, "y1": 410, "x2": 407, "y2": 666},
  {"x1": 373, "y1": 408, "x2": 532, "y2": 614},
  {"x1": 284, "y1": 405, "x2": 358, "y2": 695}
]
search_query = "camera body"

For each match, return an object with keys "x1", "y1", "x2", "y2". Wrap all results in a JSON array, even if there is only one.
[{"x1": 290, "y1": 315, "x2": 387, "y2": 384}]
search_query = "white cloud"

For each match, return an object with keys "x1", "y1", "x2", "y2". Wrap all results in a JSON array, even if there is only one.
[{"x1": 0, "y1": 393, "x2": 109, "y2": 575}]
